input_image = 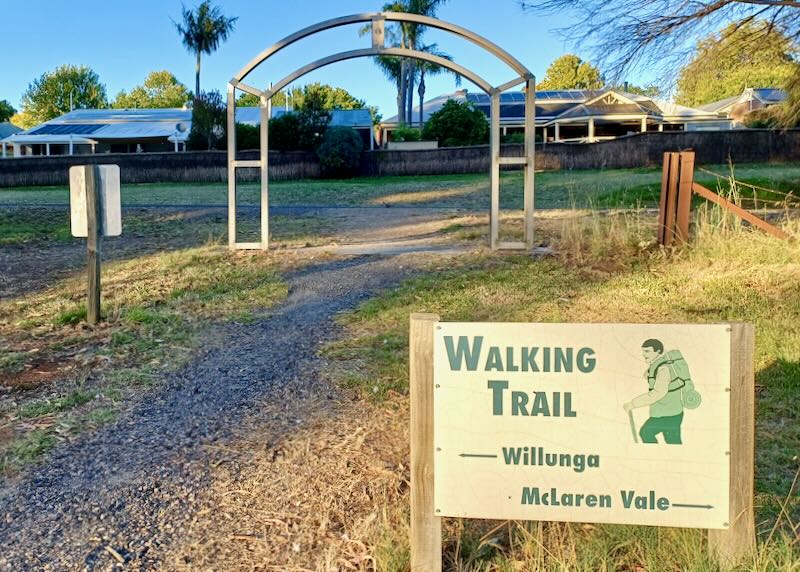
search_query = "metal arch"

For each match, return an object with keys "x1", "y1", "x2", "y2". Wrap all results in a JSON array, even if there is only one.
[
  {"x1": 232, "y1": 12, "x2": 533, "y2": 84},
  {"x1": 264, "y1": 48, "x2": 495, "y2": 99},
  {"x1": 227, "y1": 14, "x2": 537, "y2": 254}
]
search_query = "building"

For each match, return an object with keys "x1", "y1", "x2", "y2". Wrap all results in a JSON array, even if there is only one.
[
  {"x1": 696, "y1": 88, "x2": 786, "y2": 126},
  {"x1": 1, "y1": 107, "x2": 375, "y2": 157},
  {"x1": 0, "y1": 122, "x2": 22, "y2": 157},
  {"x1": 381, "y1": 87, "x2": 786, "y2": 144}
]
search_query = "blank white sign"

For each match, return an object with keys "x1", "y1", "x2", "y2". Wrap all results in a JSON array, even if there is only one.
[{"x1": 69, "y1": 165, "x2": 122, "y2": 237}]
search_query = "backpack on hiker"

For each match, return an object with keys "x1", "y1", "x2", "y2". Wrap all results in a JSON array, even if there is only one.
[{"x1": 651, "y1": 349, "x2": 702, "y2": 409}]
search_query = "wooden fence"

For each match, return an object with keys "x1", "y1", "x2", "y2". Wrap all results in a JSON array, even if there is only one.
[{"x1": 657, "y1": 150, "x2": 789, "y2": 246}]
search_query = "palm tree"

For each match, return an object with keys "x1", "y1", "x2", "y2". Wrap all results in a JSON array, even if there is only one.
[
  {"x1": 174, "y1": 1, "x2": 238, "y2": 96},
  {"x1": 403, "y1": 0, "x2": 448, "y2": 123},
  {"x1": 416, "y1": 43, "x2": 461, "y2": 128},
  {"x1": 364, "y1": 0, "x2": 448, "y2": 123}
]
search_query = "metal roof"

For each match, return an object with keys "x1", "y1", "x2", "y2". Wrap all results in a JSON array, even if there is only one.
[
  {"x1": 3, "y1": 107, "x2": 372, "y2": 144},
  {"x1": 697, "y1": 95, "x2": 742, "y2": 113},
  {"x1": 234, "y1": 107, "x2": 372, "y2": 127},
  {"x1": 698, "y1": 88, "x2": 787, "y2": 113},
  {"x1": 0, "y1": 122, "x2": 21, "y2": 139}
]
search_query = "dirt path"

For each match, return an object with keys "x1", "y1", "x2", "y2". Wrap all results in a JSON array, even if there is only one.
[
  {"x1": 0, "y1": 253, "x2": 434, "y2": 570},
  {"x1": 0, "y1": 205, "x2": 478, "y2": 300}
]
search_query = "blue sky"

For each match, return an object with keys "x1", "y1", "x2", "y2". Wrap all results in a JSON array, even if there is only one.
[{"x1": 1, "y1": 0, "x2": 658, "y2": 118}]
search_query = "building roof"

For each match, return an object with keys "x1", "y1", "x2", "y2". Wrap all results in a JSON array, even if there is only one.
[
  {"x1": 698, "y1": 88, "x2": 787, "y2": 113},
  {"x1": 234, "y1": 107, "x2": 372, "y2": 127},
  {"x1": 385, "y1": 89, "x2": 672, "y2": 126},
  {"x1": 385, "y1": 87, "x2": 772, "y2": 128},
  {"x1": 2, "y1": 107, "x2": 373, "y2": 144},
  {"x1": 0, "y1": 122, "x2": 21, "y2": 139}
]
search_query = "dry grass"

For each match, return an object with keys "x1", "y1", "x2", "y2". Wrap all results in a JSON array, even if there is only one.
[
  {"x1": 317, "y1": 207, "x2": 800, "y2": 570},
  {"x1": 167, "y1": 392, "x2": 411, "y2": 571}
]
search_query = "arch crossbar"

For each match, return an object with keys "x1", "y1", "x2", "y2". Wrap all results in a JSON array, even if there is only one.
[{"x1": 227, "y1": 12, "x2": 536, "y2": 252}]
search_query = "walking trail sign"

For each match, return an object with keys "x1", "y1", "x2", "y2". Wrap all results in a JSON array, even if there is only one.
[{"x1": 409, "y1": 315, "x2": 755, "y2": 571}]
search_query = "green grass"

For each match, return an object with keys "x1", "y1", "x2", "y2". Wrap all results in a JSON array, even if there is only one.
[
  {"x1": 3, "y1": 163, "x2": 799, "y2": 210},
  {"x1": 18, "y1": 390, "x2": 93, "y2": 418},
  {"x1": 0, "y1": 207, "x2": 332, "y2": 246},
  {"x1": 3, "y1": 430, "x2": 58, "y2": 467},
  {"x1": 0, "y1": 350, "x2": 26, "y2": 373},
  {"x1": 326, "y1": 212, "x2": 800, "y2": 570},
  {"x1": 0, "y1": 209, "x2": 71, "y2": 244},
  {"x1": 0, "y1": 244, "x2": 290, "y2": 472}
]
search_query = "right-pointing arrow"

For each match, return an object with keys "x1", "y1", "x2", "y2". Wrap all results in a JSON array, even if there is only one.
[{"x1": 672, "y1": 503, "x2": 714, "y2": 509}]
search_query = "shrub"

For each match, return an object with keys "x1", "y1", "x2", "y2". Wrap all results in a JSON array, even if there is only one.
[
  {"x1": 743, "y1": 107, "x2": 781, "y2": 129},
  {"x1": 392, "y1": 124, "x2": 422, "y2": 142},
  {"x1": 268, "y1": 113, "x2": 302, "y2": 150},
  {"x1": 187, "y1": 91, "x2": 226, "y2": 150},
  {"x1": 236, "y1": 123, "x2": 260, "y2": 150},
  {"x1": 317, "y1": 127, "x2": 363, "y2": 178},
  {"x1": 421, "y1": 100, "x2": 489, "y2": 147},
  {"x1": 502, "y1": 132, "x2": 525, "y2": 144}
]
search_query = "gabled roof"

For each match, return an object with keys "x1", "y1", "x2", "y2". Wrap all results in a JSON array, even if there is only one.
[
  {"x1": 656, "y1": 101, "x2": 718, "y2": 119},
  {"x1": 698, "y1": 88, "x2": 787, "y2": 113},
  {"x1": 554, "y1": 91, "x2": 662, "y2": 121},
  {"x1": 697, "y1": 95, "x2": 744, "y2": 113},
  {"x1": 386, "y1": 88, "x2": 712, "y2": 126}
]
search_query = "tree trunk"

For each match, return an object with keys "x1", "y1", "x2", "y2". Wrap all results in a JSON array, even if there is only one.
[
  {"x1": 406, "y1": 63, "x2": 415, "y2": 125},
  {"x1": 398, "y1": 59, "x2": 407, "y2": 125},
  {"x1": 418, "y1": 73, "x2": 426, "y2": 128},
  {"x1": 195, "y1": 52, "x2": 202, "y2": 97}
]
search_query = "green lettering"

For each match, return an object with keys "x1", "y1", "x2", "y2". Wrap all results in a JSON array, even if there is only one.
[
  {"x1": 577, "y1": 347, "x2": 596, "y2": 373},
  {"x1": 511, "y1": 391, "x2": 529, "y2": 416},
  {"x1": 531, "y1": 392, "x2": 551, "y2": 416},
  {"x1": 444, "y1": 336, "x2": 483, "y2": 371},
  {"x1": 485, "y1": 347, "x2": 504, "y2": 371},
  {"x1": 487, "y1": 380, "x2": 508, "y2": 415}
]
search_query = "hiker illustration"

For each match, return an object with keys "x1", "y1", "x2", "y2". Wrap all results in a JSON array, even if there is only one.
[{"x1": 623, "y1": 339, "x2": 702, "y2": 444}]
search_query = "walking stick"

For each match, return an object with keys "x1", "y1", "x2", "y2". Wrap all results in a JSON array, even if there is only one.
[{"x1": 628, "y1": 410, "x2": 639, "y2": 444}]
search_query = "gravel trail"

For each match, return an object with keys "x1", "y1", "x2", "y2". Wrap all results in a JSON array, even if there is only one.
[{"x1": 0, "y1": 254, "x2": 421, "y2": 571}]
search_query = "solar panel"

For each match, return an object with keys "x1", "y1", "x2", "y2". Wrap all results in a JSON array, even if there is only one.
[{"x1": 30, "y1": 124, "x2": 104, "y2": 135}]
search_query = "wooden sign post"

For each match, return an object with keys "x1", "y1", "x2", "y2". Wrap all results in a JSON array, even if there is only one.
[
  {"x1": 409, "y1": 318, "x2": 755, "y2": 570},
  {"x1": 70, "y1": 165, "x2": 122, "y2": 325},
  {"x1": 85, "y1": 166, "x2": 102, "y2": 325},
  {"x1": 410, "y1": 313, "x2": 442, "y2": 571}
]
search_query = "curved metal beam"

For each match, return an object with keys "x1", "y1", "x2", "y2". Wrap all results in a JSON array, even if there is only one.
[
  {"x1": 232, "y1": 12, "x2": 532, "y2": 83},
  {"x1": 264, "y1": 47, "x2": 495, "y2": 99}
]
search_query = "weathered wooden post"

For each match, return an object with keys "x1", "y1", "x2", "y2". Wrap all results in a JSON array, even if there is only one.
[
  {"x1": 708, "y1": 323, "x2": 756, "y2": 566},
  {"x1": 409, "y1": 313, "x2": 442, "y2": 571},
  {"x1": 70, "y1": 165, "x2": 121, "y2": 325},
  {"x1": 675, "y1": 151, "x2": 695, "y2": 243},
  {"x1": 85, "y1": 165, "x2": 102, "y2": 325}
]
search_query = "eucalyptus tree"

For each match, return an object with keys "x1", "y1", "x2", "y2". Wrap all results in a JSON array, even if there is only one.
[{"x1": 173, "y1": 1, "x2": 238, "y2": 96}]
